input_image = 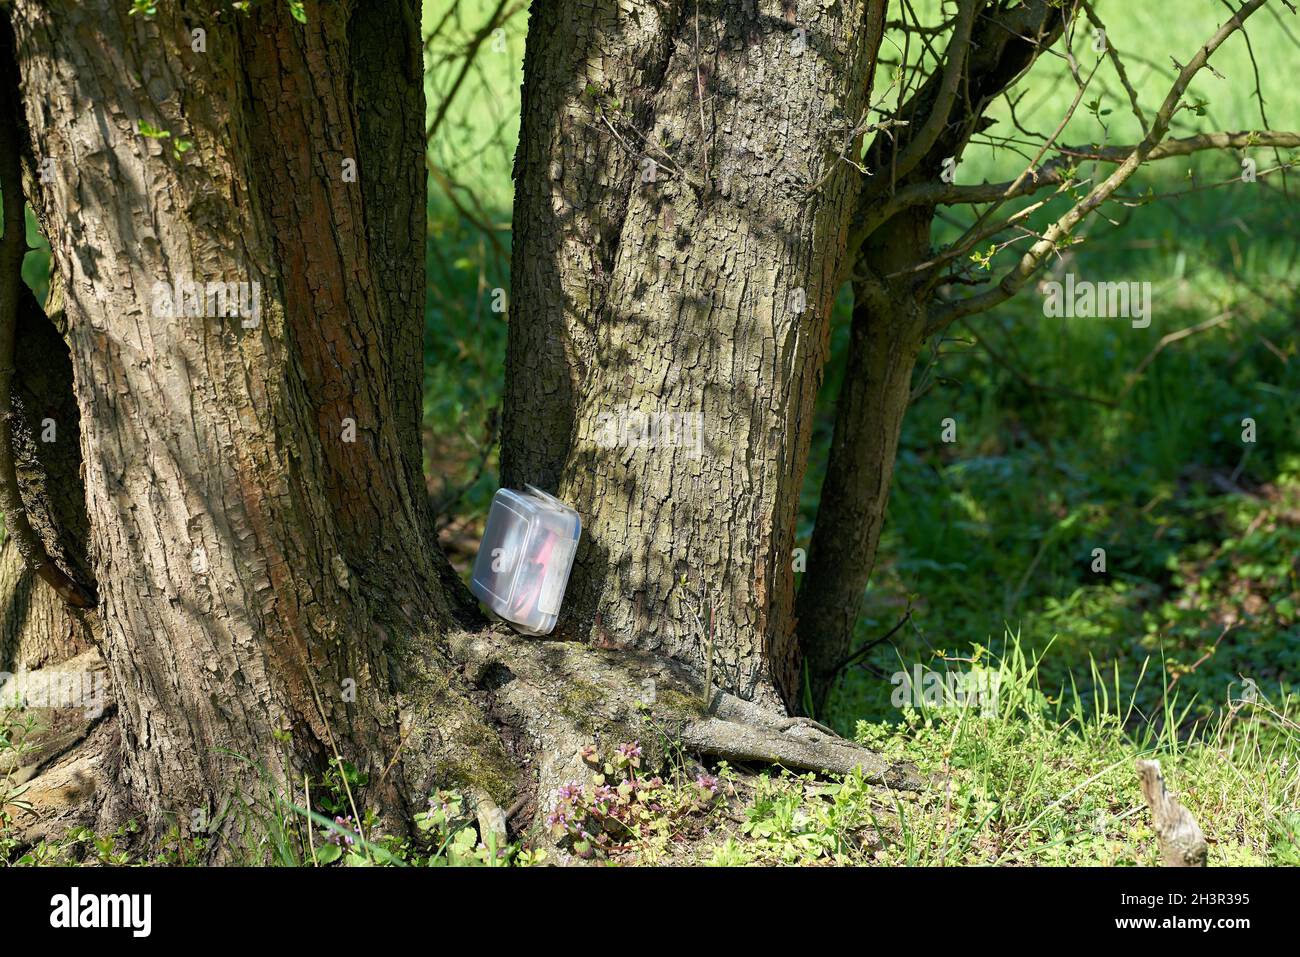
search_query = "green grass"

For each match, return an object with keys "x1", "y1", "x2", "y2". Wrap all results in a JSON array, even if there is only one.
[{"x1": 700, "y1": 634, "x2": 1300, "y2": 866}]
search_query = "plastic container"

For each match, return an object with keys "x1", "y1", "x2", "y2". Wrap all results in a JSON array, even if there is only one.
[{"x1": 470, "y1": 484, "x2": 582, "y2": 635}]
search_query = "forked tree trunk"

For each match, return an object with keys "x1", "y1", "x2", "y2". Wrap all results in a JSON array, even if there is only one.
[
  {"x1": 503, "y1": 0, "x2": 887, "y2": 708},
  {"x1": 7, "y1": 0, "x2": 465, "y2": 844},
  {"x1": 793, "y1": 2, "x2": 1065, "y2": 717},
  {"x1": 3, "y1": 0, "x2": 910, "y2": 857},
  {"x1": 792, "y1": 0, "x2": 1274, "y2": 732}
]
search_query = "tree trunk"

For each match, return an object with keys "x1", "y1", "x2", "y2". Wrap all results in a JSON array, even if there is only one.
[
  {"x1": 797, "y1": 210, "x2": 929, "y2": 716},
  {"x1": 793, "y1": 3, "x2": 1065, "y2": 718},
  {"x1": 503, "y1": 0, "x2": 887, "y2": 708},
  {"x1": 0, "y1": 538, "x2": 94, "y2": 670},
  {"x1": 2, "y1": 0, "x2": 909, "y2": 858},
  {"x1": 7, "y1": 0, "x2": 470, "y2": 845},
  {"x1": 1, "y1": 271, "x2": 96, "y2": 670}
]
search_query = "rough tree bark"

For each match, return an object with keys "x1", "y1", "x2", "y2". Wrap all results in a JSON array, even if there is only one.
[
  {"x1": 5, "y1": 0, "x2": 476, "y2": 845},
  {"x1": 0, "y1": 279, "x2": 97, "y2": 671},
  {"x1": 1, "y1": 0, "x2": 906, "y2": 859},
  {"x1": 503, "y1": 0, "x2": 888, "y2": 708}
]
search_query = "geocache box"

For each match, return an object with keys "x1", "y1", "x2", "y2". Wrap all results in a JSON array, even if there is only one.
[{"x1": 470, "y1": 485, "x2": 582, "y2": 635}]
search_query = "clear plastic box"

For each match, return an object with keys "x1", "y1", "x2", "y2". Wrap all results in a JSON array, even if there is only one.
[{"x1": 470, "y1": 484, "x2": 582, "y2": 635}]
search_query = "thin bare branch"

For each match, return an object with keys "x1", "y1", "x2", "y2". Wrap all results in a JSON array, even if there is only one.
[
  {"x1": 888, "y1": 0, "x2": 981, "y2": 181},
  {"x1": 426, "y1": 0, "x2": 512, "y2": 145},
  {"x1": 928, "y1": 0, "x2": 1274, "y2": 334},
  {"x1": 1080, "y1": 0, "x2": 1148, "y2": 132},
  {"x1": 885, "y1": 130, "x2": 1300, "y2": 217}
]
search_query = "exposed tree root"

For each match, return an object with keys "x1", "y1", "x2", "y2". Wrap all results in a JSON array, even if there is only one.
[
  {"x1": 4, "y1": 625, "x2": 919, "y2": 858},
  {"x1": 679, "y1": 716, "x2": 907, "y2": 782},
  {"x1": 445, "y1": 625, "x2": 921, "y2": 841},
  {"x1": 690, "y1": 692, "x2": 917, "y2": 784}
]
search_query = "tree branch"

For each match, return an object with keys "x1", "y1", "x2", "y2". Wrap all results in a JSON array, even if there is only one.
[
  {"x1": 917, "y1": 130, "x2": 1300, "y2": 210},
  {"x1": 425, "y1": 0, "x2": 513, "y2": 145},
  {"x1": 1080, "y1": 0, "x2": 1149, "y2": 133},
  {"x1": 927, "y1": 0, "x2": 1275, "y2": 334},
  {"x1": 848, "y1": 0, "x2": 1067, "y2": 261},
  {"x1": 887, "y1": 0, "x2": 981, "y2": 182}
]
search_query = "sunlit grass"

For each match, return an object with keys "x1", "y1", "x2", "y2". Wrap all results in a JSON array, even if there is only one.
[{"x1": 697, "y1": 633, "x2": 1300, "y2": 866}]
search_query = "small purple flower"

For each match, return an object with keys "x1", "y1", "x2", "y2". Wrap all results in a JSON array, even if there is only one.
[
  {"x1": 428, "y1": 792, "x2": 454, "y2": 816},
  {"x1": 556, "y1": 781, "x2": 584, "y2": 802},
  {"x1": 616, "y1": 742, "x2": 642, "y2": 760},
  {"x1": 696, "y1": 774, "x2": 719, "y2": 794},
  {"x1": 326, "y1": 815, "x2": 357, "y2": 847},
  {"x1": 590, "y1": 788, "x2": 617, "y2": 816}
]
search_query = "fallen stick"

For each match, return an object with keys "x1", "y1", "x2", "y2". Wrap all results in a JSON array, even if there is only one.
[{"x1": 1136, "y1": 759, "x2": 1207, "y2": 867}]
